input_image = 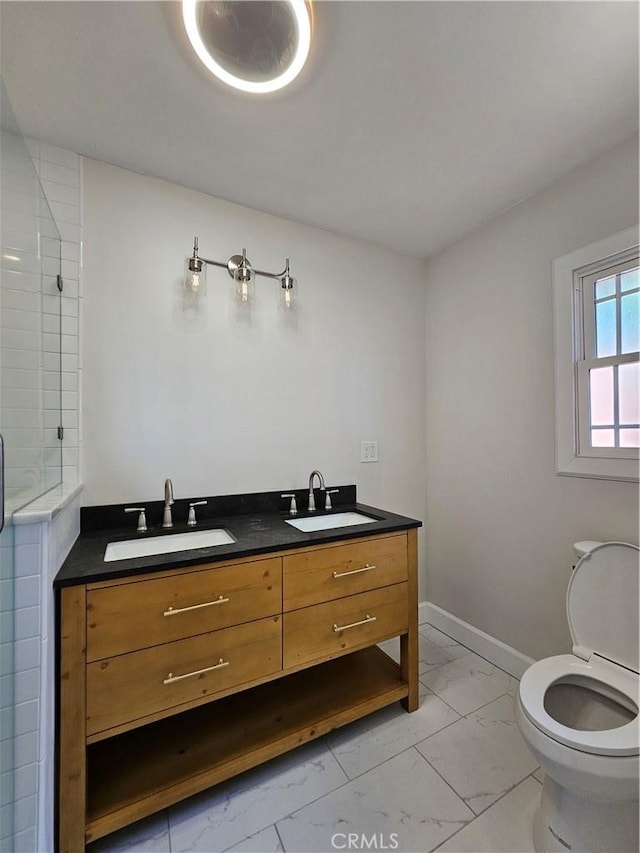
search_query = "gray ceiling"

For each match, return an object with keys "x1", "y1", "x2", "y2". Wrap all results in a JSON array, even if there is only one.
[{"x1": 1, "y1": 1, "x2": 638, "y2": 258}]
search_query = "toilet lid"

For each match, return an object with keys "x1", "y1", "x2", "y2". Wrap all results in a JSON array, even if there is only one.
[{"x1": 567, "y1": 542, "x2": 639, "y2": 673}]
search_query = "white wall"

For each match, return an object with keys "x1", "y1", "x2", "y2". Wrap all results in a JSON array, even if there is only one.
[
  {"x1": 81, "y1": 158, "x2": 427, "y2": 570},
  {"x1": 423, "y1": 134, "x2": 639, "y2": 662}
]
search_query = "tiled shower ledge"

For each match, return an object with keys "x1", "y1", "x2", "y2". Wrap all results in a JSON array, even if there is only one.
[{"x1": 11, "y1": 482, "x2": 83, "y2": 525}]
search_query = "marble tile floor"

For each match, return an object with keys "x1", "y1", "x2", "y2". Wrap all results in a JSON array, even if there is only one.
[{"x1": 88, "y1": 623, "x2": 541, "y2": 853}]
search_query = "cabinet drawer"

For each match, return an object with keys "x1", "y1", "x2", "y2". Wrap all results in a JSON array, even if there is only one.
[
  {"x1": 283, "y1": 584, "x2": 407, "y2": 669},
  {"x1": 283, "y1": 535, "x2": 407, "y2": 611},
  {"x1": 87, "y1": 616, "x2": 282, "y2": 736},
  {"x1": 87, "y1": 557, "x2": 281, "y2": 660}
]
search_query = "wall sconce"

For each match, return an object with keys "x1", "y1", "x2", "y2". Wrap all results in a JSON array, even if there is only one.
[{"x1": 185, "y1": 237, "x2": 296, "y2": 310}]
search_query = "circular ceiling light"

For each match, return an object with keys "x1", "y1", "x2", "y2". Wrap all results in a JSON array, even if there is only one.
[{"x1": 182, "y1": 1, "x2": 311, "y2": 94}]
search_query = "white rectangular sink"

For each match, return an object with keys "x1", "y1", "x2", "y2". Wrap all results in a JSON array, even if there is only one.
[
  {"x1": 104, "y1": 529, "x2": 235, "y2": 562},
  {"x1": 285, "y1": 512, "x2": 377, "y2": 533}
]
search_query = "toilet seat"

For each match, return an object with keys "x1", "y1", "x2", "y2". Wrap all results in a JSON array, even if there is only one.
[
  {"x1": 519, "y1": 654, "x2": 639, "y2": 757},
  {"x1": 519, "y1": 542, "x2": 639, "y2": 758}
]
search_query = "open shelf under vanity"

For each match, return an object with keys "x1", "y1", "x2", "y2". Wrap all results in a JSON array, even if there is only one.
[{"x1": 86, "y1": 646, "x2": 407, "y2": 842}]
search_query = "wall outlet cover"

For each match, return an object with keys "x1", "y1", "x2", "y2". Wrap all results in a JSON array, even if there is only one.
[{"x1": 361, "y1": 441, "x2": 379, "y2": 463}]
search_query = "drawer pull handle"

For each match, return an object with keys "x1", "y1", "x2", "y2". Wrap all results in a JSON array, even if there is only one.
[
  {"x1": 332, "y1": 564, "x2": 376, "y2": 579},
  {"x1": 333, "y1": 614, "x2": 377, "y2": 632},
  {"x1": 163, "y1": 658, "x2": 229, "y2": 684},
  {"x1": 163, "y1": 595, "x2": 230, "y2": 616}
]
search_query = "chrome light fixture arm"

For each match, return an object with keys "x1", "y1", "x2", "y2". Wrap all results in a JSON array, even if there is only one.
[
  {"x1": 187, "y1": 237, "x2": 228, "y2": 273},
  {"x1": 253, "y1": 261, "x2": 290, "y2": 281}
]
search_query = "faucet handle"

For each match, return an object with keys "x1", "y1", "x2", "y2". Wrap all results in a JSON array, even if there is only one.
[
  {"x1": 124, "y1": 506, "x2": 147, "y2": 532},
  {"x1": 324, "y1": 489, "x2": 339, "y2": 511},
  {"x1": 281, "y1": 493, "x2": 297, "y2": 516},
  {"x1": 187, "y1": 500, "x2": 207, "y2": 527}
]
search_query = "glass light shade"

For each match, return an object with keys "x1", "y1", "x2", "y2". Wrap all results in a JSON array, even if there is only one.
[
  {"x1": 185, "y1": 257, "x2": 206, "y2": 295},
  {"x1": 234, "y1": 266, "x2": 255, "y2": 304},
  {"x1": 280, "y1": 278, "x2": 296, "y2": 310}
]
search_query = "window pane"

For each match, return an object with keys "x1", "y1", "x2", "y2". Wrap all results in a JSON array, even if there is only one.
[
  {"x1": 596, "y1": 299, "x2": 616, "y2": 357},
  {"x1": 621, "y1": 267, "x2": 639, "y2": 293},
  {"x1": 620, "y1": 428, "x2": 640, "y2": 448},
  {"x1": 621, "y1": 292, "x2": 639, "y2": 355},
  {"x1": 595, "y1": 275, "x2": 616, "y2": 300},
  {"x1": 619, "y1": 362, "x2": 639, "y2": 425},
  {"x1": 591, "y1": 429, "x2": 615, "y2": 447},
  {"x1": 590, "y1": 366, "x2": 614, "y2": 426}
]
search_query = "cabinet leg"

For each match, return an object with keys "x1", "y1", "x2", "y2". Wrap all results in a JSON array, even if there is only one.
[
  {"x1": 58, "y1": 586, "x2": 87, "y2": 853},
  {"x1": 400, "y1": 528, "x2": 419, "y2": 712},
  {"x1": 400, "y1": 632, "x2": 419, "y2": 711}
]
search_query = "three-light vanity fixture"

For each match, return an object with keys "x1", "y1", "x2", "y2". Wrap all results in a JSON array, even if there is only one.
[{"x1": 185, "y1": 237, "x2": 296, "y2": 310}]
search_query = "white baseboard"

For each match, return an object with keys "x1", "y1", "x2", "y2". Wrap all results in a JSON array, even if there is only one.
[{"x1": 419, "y1": 601, "x2": 535, "y2": 679}]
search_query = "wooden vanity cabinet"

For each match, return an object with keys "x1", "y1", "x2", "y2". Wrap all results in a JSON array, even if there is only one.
[{"x1": 57, "y1": 529, "x2": 418, "y2": 852}]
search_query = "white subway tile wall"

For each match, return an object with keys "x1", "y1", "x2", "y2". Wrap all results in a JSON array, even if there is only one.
[
  {"x1": 0, "y1": 522, "x2": 43, "y2": 853},
  {"x1": 27, "y1": 138, "x2": 81, "y2": 490},
  {"x1": 1, "y1": 139, "x2": 81, "y2": 852},
  {"x1": 2, "y1": 132, "x2": 61, "y2": 508}
]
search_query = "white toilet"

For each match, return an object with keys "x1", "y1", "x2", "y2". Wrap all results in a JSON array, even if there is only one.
[{"x1": 515, "y1": 541, "x2": 639, "y2": 853}]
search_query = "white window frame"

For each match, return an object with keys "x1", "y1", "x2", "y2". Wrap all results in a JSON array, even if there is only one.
[
  {"x1": 577, "y1": 258, "x2": 639, "y2": 457},
  {"x1": 553, "y1": 226, "x2": 639, "y2": 482}
]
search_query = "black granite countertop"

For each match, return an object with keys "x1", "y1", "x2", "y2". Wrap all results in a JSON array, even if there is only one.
[{"x1": 54, "y1": 485, "x2": 421, "y2": 587}]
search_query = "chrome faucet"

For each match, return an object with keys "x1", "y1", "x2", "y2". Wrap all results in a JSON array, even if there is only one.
[
  {"x1": 163, "y1": 478, "x2": 174, "y2": 528},
  {"x1": 307, "y1": 469, "x2": 326, "y2": 512}
]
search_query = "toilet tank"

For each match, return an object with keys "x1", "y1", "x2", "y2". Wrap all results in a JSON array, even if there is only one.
[{"x1": 573, "y1": 541, "x2": 603, "y2": 559}]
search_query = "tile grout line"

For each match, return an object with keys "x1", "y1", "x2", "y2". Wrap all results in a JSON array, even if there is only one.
[
  {"x1": 410, "y1": 695, "x2": 535, "y2": 817},
  {"x1": 460, "y1": 688, "x2": 519, "y2": 718},
  {"x1": 273, "y1": 821, "x2": 287, "y2": 853},
  {"x1": 408, "y1": 744, "x2": 478, "y2": 848},
  {"x1": 432, "y1": 770, "x2": 544, "y2": 852},
  {"x1": 323, "y1": 697, "x2": 466, "y2": 783},
  {"x1": 270, "y1": 743, "x2": 473, "y2": 853},
  {"x1": 275, "y1": 740, "x2": 461, "y2": 848},
  {"x1": 419, "y1": 629, "x2": 523, "y2": 682},
  {"x1": 415, "y1": 745, "x2": 540, "y2": 850},
  {"x1": 417, "y1": 676, "x2": 517, "y2": 718}
]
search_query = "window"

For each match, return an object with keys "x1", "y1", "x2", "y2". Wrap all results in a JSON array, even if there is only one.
[
  {"x1": 578, "y1": 257, "x2": 639, "y2": 455},
  {"x1": 553, "y1": 227, "x2": 639, "y2": 481}
]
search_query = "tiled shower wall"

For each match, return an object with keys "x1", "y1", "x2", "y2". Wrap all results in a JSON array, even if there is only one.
[
  {"x1": 1, "y1": 521, "x2": 43, "y2": 852},
  {"x1": 0, "y1": 141, "x2": 81, "y2": 852},
  {"x1": 26, "y1": 138, "x2": 81, "y2": 488},
  {"x1": 1, "y1": 129, "x2": 58, "y2": 505}
]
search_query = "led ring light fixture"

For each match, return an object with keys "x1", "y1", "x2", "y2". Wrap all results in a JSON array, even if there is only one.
[{"x1": 182, "y1": 0, "x2": 312, "y2": 94}]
